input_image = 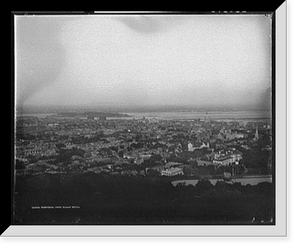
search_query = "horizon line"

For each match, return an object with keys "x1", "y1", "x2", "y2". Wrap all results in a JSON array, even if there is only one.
[{"x1": 16, "y1": 104, "x2": 271, "y2": 113}]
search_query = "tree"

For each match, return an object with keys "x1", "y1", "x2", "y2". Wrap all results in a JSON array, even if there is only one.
[
  {"x1": 118, "y1": 150, "x2": 124, "y2": 158},
  {"x1": 180, "y1": 142, "x2": 188, "y2": 151},
  {"x1": 167, "y1": 154, "x2": 186, "y2": 164},
  {"x1": 15, "y1": 159, "x2": 26, "y2": 170},
  {"x1": 195, "y1": 179, "x2": 213, "y2": 193},
  {"x1": 152, "y1": 142, "x2": 165, "y2": 149},
  {"x1": 109, "y1": 146, "x2": 118, "y2": 152},
  {"x1": 191, "y1": 149, "x2": 204, "y2": 158},
  {"x1": 206, "y1": 165, "x2": 216, "y2": 175},
  {"x1": 189, "y1": 159, "x2": 198, "y2": 168},
  {"x1": 198, "y1": 166, "x2": 207, "y2": 175},
  {"x1": 146, "y1": 168, "x2": 160, "y2": 177},
  {"x1": 150, "y1": 154, "x2": 163, "y2": 162},
  {"x1": 241, "y1": 147, "x2": 269, "y2": 172},
  {"x1": 27, "y1": 154, "x2": 37, "y2": 163},
  {"x1": 55, "y1": 142, "x2": 66, "y2": 150},
  {"x1": 141, "y1": 159, "x2": 158, "y2": 168}
]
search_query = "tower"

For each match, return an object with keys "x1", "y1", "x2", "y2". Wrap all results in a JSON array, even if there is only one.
[{"x1": 254, "y1": 126, "x2": 259, "y2": 140}]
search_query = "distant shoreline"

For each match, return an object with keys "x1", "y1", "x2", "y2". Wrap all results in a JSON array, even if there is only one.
[
  {"x1": 120, "y1": 110, "x2": 271, "y2": 121},
  {"x1": 16, "y1": 110, "x2": 271, "y2": 121},
  {"x1": 16, "y1": 105, "x2": 271, "y2": 114}
]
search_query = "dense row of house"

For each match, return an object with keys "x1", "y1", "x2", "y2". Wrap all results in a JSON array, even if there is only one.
[{"x1": 15, "y1": 114, "x2": 272, "y2": 177}]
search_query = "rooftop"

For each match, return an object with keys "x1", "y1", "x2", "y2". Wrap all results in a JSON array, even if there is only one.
[
  {"x1": 213, "y1": 156, "x2": 233, "y2": 161},
  {"x1": 164, "y1": 162, "x2": 182, "y2": 169},
  {"x1": 162, "y1": 167, "x2": 183, "y2": 174}
]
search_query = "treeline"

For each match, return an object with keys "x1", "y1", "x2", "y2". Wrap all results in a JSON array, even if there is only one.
[
  {"x1": 240, "y1": 148, "x2": 270, "y2": 172},
  {"x1": 14, "y1": 174, "x2": 275, "y2": 225},
  {"x1": 238, "y1": 135, "x2": 272, "y2": 173}
]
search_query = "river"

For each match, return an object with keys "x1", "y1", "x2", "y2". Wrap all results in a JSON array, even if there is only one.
[{"x1": 117, "y1": 110, "x2": 271, "y2": 121}]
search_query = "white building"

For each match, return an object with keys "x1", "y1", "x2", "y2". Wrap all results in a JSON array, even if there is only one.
[
  {"x1": 230, "y1": 152, "x2": 243, "y2": 162},
  {"x1": 213, "y1": 156, "x2": 234, "y2": 166},
  {"x1": 213, "y1": 151, "x2": 242, "y2": 166},
  {"x1": 199, "y1": 142, "x2": 210, "y2": 149},
  {"x1": 188, "y1": 142, "x2": 210, "y2": 152},
  {"x1": 161, "y1": 167, "x2": 184, "y2": 177},
  {"x1": 188, "y1": 142, "x2": 194, "y2": 152}
]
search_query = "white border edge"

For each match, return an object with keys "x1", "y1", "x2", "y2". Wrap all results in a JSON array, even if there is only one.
[{"x1": 4, "y1": 3, "x2": 287, "y2": 237}]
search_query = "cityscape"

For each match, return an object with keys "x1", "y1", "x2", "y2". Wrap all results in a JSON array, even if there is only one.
[
  {"x1": 14, "y1": 109, "x2": 274, "y2": 224},
  {"x1": 15, "y1": 111, "x2": 272, "y2": 178},
  {"x1": 13, "y1": 14, "x2": 274, "y2": 225}
]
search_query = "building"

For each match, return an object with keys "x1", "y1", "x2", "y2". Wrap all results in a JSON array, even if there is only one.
[
  {"x1": 230, "y1": 152, "x2": 243, "y2": 162},
  {"x1": 188, "y1": 142, "x2": 194, "y2": 152},
  {"x1": 212, "y1": 149, "x2": 243, "y2": 166},
  {"x1": 188, "y1": 142, "x2": 210, "y2": 152},
  {"x1": 225, "y1": 132, "x2": 247, "y2": 141},
  {"x1": 213, "y1": 156, "x2": 234, "y2": 166},
  {"x1": 199, "y1": 142, "x2": 210, "y2": 149},
  {"x1": 161, "y1": 167, "x2": 184, "y2": 177},
  {"x1": 87, "y1": 115, "x2": 106, "y2": 121},
  {"x1": 212, "y1": 151, "x2": 243, "y2": 166}
]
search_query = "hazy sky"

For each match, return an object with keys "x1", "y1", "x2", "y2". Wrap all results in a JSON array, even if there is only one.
[{"x1": 15, "y1": 14, "x2": 272, "y2": 110}]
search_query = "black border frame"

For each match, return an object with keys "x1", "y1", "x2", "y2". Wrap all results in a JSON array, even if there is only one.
[{"x1": 7, "y1": 5, "x2": 284, "y2": 234}]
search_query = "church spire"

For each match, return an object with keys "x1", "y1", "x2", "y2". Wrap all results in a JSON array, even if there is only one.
[{"x1": 254, "y1": 126, "x2": 259, "y2": 140}]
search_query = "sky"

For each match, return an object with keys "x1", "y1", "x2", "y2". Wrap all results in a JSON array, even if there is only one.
[{"x1": 15, "y1": 14, "x2": 272, "y2": 110}]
